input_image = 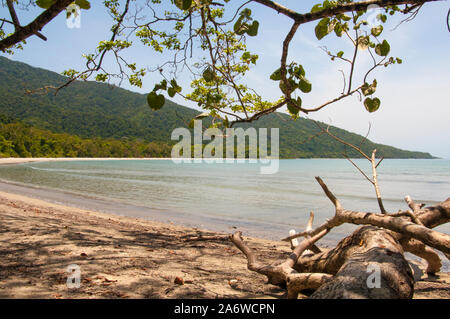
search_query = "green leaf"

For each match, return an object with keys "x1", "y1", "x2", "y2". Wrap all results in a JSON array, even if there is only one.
[
  {"x1": 315, "y1": 18, "x2": 330, "y2": 40},
  {"x1": 298, "y1": 77, "x2": 312, "y2": 93},
  {"x1": 315, "y1": 24, "x2": 328, "y2": 40},
  {"x1": 396, "y1": 57, "x2": 402, "y2": 64},
  {"x1": 241, "y1": 51, "x2": 251, "y2": 60},
  {"x1": 371, "y1": 25, "x2": 383, "y2": 37},
  {"x1": 203, "y1": 67, "x2": 215, "y2": 82},
  {"x1": 361, "y1": 79, "x2": 377, "y2": 96},
  {"x1": 340, "y1": 14, "x2": 351, "y2": 21},
  {"x1": 375, "y1": 40, "x2": 390, "y2": 56},
  {"x1": 168, "y1": 79, "x2": 182, "y2": 97},
  {"x1": 270, "y1": 68, "x2": 281, "y2": 81},
  {"x1": 36, "y1": 0, "x2": 55, "y2": 9},
  {"x1": 241, "y1": 8, "x2": 252, "y2": 18},
  {"x1": 327, "y1": 19, "x2": 337, "y2": 33},
  {"x1": 153, "y1": 79, "x2": 167, "y2": 92},
  {"x1": 357, "y1": 36, "x2": 370, "y2": 50},
  {"x1": 147, "y1": 92, "x2": 165, "y2": 110},
  {"x1": 170, "y1": 79, "x2": 179, "y2": 89},
  {"x1": 364, "y1": 97, "x2": 381, "y2": 112},
  {"x1": 246, "y1": 21, "x2": 259, "y2": 36},
  {"x1": 75, "y1": 0, "x2": 90, "y2": 10},
  {"x1": 337, "y1": 51, "x2": 344, "y2": 58},
  {"x1": 293, "y1": 65, "x2": 305, "y2": 78},
  {"x1": 234, "y1": 16, "x2": 244, "y2": 34},
  {"x1": 174, "y1": 0, "x2": 192, "y2": 10},
  {"x1": 334, "y1": 23, "x2": 343, "y2": 37},
  {"x1": 287, "y1": 103, "x2": 299, "y2": 116},
  {"x1": 279, "y1": 81, "x2": 292, "y2": 95},
  {"x1": 310, "y1": 4, "x2": 322, "y2": 13},
  {"x1": 287, "y1": 96, "x2": 302, "y2": 115},
  {"x1": 167, "y1": 87, "x2": 176, "y2": 97}
]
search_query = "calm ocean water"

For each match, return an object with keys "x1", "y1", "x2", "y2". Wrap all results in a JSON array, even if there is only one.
[{"x1": 0, "y1": 159, "x2": 449, "y2": 246}]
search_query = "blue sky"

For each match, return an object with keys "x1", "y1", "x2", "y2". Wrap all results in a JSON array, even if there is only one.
[{"x1": 1, "y1": 1, "x2": 449, "y2": 158}]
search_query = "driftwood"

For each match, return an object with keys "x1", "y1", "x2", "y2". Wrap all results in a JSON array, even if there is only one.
[
  {"x1": 229, "y1": 176, "x2": 450, "y2": 299},
  {"x1": 310, "y1": 226, "x2": 414, "y2": 299}
]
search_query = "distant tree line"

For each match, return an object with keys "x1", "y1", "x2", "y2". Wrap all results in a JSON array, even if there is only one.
[{"x1": 0, "y1": 115, "x2": 171, "y2": 158}]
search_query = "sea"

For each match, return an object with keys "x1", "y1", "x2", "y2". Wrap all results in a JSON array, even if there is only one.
[{"x1": 0, "y1": 158, "x2": 448, "y2": 266}]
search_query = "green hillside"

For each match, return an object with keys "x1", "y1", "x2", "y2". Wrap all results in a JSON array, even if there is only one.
[
  {"x1": 0, "y1": 114, "x2": 171, "y2": 158},
  {"x1": 0, "y1": 56, "x2": 433, "y2": 159}
]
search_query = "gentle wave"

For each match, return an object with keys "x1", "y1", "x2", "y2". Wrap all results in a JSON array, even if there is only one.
[{"x1": 0, "y1": 159, "x2": 448, "y2": 239}]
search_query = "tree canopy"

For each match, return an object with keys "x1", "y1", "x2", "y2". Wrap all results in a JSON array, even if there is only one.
[
  {"x1": 0, "y1": 56, "x2": 434, "y2": 159},
  {"x1": 0, "y1": 0, "x2": 443, "y2": 129}
]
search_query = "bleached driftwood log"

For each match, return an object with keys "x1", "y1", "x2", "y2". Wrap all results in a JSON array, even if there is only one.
[
  {"x1": 309, "y1": 226, "x2": 414, "y2": 299},
  {"x1": 229, "y1": 177, "x2": 450, "y2": 299}
]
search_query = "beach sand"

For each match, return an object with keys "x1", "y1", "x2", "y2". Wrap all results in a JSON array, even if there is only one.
[
  {"x1": 0, "y1": 158, "x2": 448, "y2": 299},
  {"x1": 0, "y1": 157, "x2": 172, "y2": 166},
  {"x1": 0, "y1": 190, "x2": 290, "y2": 299}
]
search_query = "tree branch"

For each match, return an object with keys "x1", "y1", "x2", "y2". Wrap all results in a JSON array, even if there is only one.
[
  {"x1": 252, "y1": 0, "x2": 440, "y2": 24},
  {"x1": 0, "y1": 0, "x2": 73, "y2": 51}
]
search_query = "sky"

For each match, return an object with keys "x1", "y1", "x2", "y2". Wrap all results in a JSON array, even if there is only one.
[{"x1": 1, "y1": 0, "x2": 449, "y2": 158}]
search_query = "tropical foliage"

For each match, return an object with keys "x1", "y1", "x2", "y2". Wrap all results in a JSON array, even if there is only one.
[
  {"x1": 0, "y1": 114, "x2": 171, "y2": 158},
  {"x1": 0, "y1": 57, "x2": 433, "y2": 159}
]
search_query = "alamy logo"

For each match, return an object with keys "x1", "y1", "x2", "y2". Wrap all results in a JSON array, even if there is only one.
[
  {"x1": 66, "y1": 4, "x2": 81, "y2": 29},
  {"x1": 66, "y1": 264, "x2": 81, "y2": 289},
  {"x1": 366, "y1": 4, "x2": 383, "y2": 28},
  {"x1": 366, "y1": 263, "x2": 381, "y2": 288},
  {"x1": 171, "y1": 120, "x2": 279, "y2": 174}
]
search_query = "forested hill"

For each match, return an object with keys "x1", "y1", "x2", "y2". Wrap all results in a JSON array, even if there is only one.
[{"x1": 0, "y1": 56, "x2": 433, "y2": 159}]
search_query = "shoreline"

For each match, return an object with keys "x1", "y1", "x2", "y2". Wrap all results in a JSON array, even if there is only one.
[
  {"x1": 0, "y1": 157, "x2": 444, "y2": 167},
  {"x1": 0, "y1": 178, "x2": 311, "y2": 242},
  {"x1": 0, "y1": 157, "x2": 174, "y2": 165},
  {"x1": 0, "y1": 188, "x2": 448, "y2": 298},
  {"x1": 0, "y1": 157, "x2": 448, "y2": 298},
  {"x1": 0, "y1": 189, "x2": 292, "y2": 299}
]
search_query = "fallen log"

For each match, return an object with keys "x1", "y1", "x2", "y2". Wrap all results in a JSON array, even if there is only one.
[
  {"x1": 309, "y1": 226, "x2": 414, "y2": 299},
  {"x1": 229, "y1": 177, "x2": 449, "y2": 299}
]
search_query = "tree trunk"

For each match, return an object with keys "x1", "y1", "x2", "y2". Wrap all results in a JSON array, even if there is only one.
[
  {"x1": 230, "y1": 195, "x2": 449, "y2": 299},
  {"x1": 309, "y1": 226, "x2": 414, "y2": 299}
]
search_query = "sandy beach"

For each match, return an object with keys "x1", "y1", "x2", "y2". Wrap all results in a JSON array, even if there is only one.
[
  {"x1": 0, "y1": 189, "x2": 291, "y2": 299},
  {"x1": 0, "y1": 158, "x2": 448, "y2": 299},
  {"x1": 0, "y1": 157, "x2": 173, "y2": 165}
]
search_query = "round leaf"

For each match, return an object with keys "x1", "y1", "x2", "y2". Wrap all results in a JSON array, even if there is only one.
[
  {"x1": 298, "y1": 77, "x2": 312, "y2": 93},
  {"x1": 315, "y1": 18, "x2": 330, "y2": 40},
  {"x1": 174, "y1": 0, "x2": 192, "y2": 10},
  {"x1": 203, "y1": 67, "x2": 215, "y2": 82},
  {"x1": 375, "y1": 40, "x2": 390, "y2": 56},
  {"x1": 371, "y1": 25, "x2": 383, "y2": 37},
  {"x1": 75, "y1": 0, "x2": 91, "y2": 9},
  {"x1": 287, "y1": 103, "x2": 300, "y2": 116},
  {"x1": 364, "y1": 97, "x2": 381, "y2": 112},
  {"x1": 36, "y1": 0, "x2": 55, "y2": 9},
  {"x1": 147, "y1": 92, "x2": 165, "y2": 110},
  {"x1": 357, "y1": 36, "x2": 370, "y2": 50},
  {"x1": 270, "y1": 68, "x2": 281, "y2": 81},
  {"x1": 167, "y1": 87, "x2": 176, "y2": 97},
  {"x1": 246, "y1": 21, "x2": 259, "y2": 37}
]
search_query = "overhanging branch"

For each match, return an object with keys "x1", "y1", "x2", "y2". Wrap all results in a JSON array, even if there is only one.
[
  {"x1": 0, "y1": 0, "x2": 73, "y2": 52},
  {"x1": 252, "y1": 0, "x2": 440, "y2": 24}
]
